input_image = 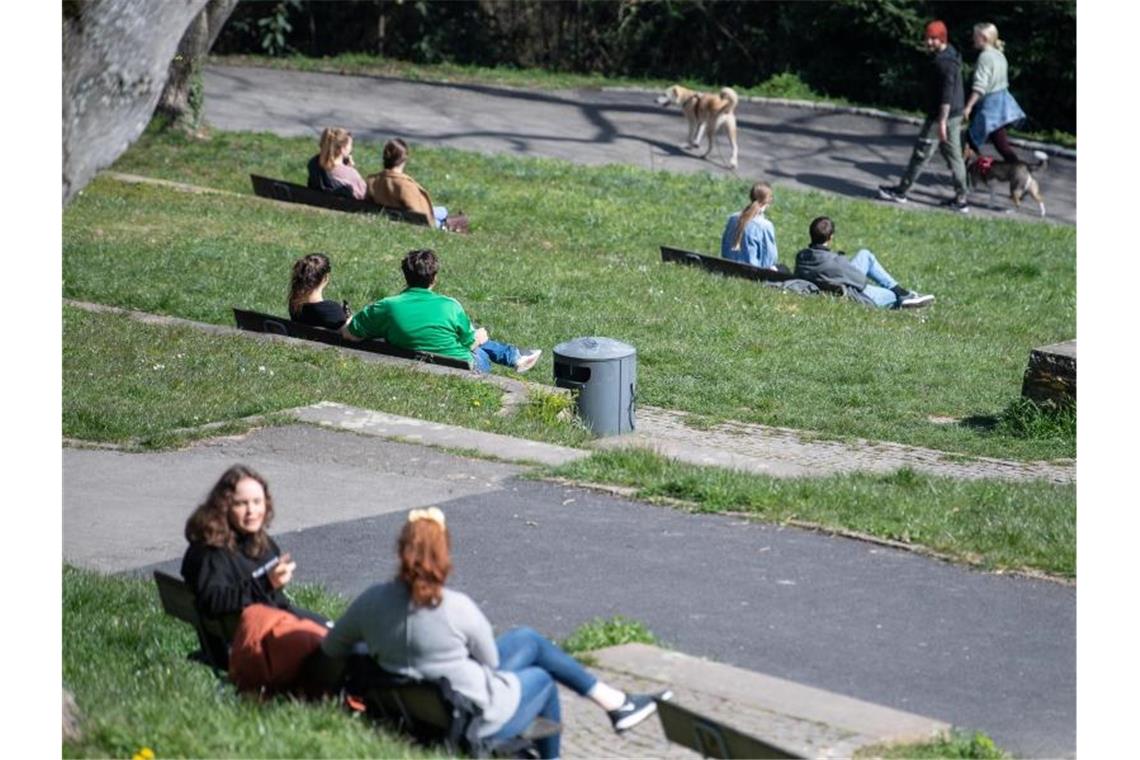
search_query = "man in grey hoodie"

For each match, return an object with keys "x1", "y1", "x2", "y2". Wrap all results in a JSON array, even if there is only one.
[
  {"x1": 793, "y1": 217, "x2": 934, "y2": 309},
  {"x1": 879, "y1": 19, "x2": 970, "y2": 212}
]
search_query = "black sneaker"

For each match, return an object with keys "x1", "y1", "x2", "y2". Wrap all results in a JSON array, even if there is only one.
[
  {"x1": 900, "y1": 291, "x2": 935, "y2": 308},
  {"x1": 608, "y1": 690, "x2": 672, "y2": 733},
  {"x1": 942, "y1": 195, "x2": 970, "y2": 213},
  {"x1": 878, "y1": 185, "x2": 908, "y2": 203}
]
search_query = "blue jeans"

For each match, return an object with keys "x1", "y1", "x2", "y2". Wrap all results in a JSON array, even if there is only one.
[
  {"x1": 472, "y1": 339, "x2": 521, "y2": 374},
  {"x1": 488, "y1": 627, "x2": 598, "y2": 758},
  {"x1": 433, "y1": 205, "x2": 448, "y2": 229},
  {"x1": 849, "y1": 249, "x2": 901, "y2": 309}
]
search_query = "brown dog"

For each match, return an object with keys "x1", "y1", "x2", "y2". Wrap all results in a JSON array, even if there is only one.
[
  {"x1": 656, "y1": 85, "x2": 740, "y2": 169},
  {"x1": 965, "y1": 148, "x2": 1049, "y2": 217}
]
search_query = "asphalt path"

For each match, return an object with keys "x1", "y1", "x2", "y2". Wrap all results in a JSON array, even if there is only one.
[
  {"x1": 64, "y1": 425, "x2": 1074, "y2": 758},
  {"x1": 203, "y1": 64, "x2": 1075, "y2": 225}
]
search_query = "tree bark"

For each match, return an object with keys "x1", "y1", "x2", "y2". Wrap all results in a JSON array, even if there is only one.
[
  {"x1": 62, "y1": 0, "x2": 211, "y2": 205},
  {"x1": 155, "y1": 0, "x2": 238, "y2": 132}
]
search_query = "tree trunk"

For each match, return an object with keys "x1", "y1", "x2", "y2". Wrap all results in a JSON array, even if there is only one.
[
  {"x1": 62, "y1": 0, "x2": 211, "y2": 205},
  {"x1": 155, "y1": 0, "x2": 239, "y2": 132}
]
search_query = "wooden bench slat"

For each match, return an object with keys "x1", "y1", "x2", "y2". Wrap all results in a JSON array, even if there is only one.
[
  {"x1": 249, "y1": 174, "x2": 431, "y2": 226},
  {"x1": 232, "y1": 308, "x2": 474, "y2": 370}
]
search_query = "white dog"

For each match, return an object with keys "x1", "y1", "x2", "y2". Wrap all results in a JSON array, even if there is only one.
[{"x1": 656, "y1": 84, "x2": 740, "y2": 168}]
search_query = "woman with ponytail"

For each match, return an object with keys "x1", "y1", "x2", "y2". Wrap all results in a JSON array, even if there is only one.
[
  {"x1": 962, "y1": 22, "x2": 1026, "y2": 164},
  {"x1": 287, "y1": 253, "x2": 351, "y2": 330},
  {"x1": 720, "y1": 181, "x2": 781, "y2": 271},
  {"x1": 321, "y1": 508, "x2": 671, "y2": 758},
  {"x1": 307, "y1": 127, "x2": 368, "y2": 199}
]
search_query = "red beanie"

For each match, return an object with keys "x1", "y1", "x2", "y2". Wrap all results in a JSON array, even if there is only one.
[{"x1": 924, "y1": 20, "x2": 948, "y2": 43}]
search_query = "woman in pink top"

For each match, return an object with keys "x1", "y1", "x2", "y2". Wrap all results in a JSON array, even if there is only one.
[{"x1": 307, "y1": 127, "x2": 367, "y2": 200}]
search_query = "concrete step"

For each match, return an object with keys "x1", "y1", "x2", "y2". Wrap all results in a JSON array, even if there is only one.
[{"x1": 558, "y1": 643, "x2": 950, "y2": 758}]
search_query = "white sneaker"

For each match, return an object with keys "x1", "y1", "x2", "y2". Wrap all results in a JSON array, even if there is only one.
[
  {"x1": 515, "y1": 349, "x2": 542, "y2": 373},
  {"x1": 900, "y1": 292, "x2": 935, "y2": 308}
]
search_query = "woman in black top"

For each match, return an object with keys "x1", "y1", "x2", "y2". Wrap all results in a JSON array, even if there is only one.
[
  {"x1": 288, "y1": 253, "x2": 351, "y2": 329},
  {"x1": 181, "y1": 464, "x2": 325, "y2": 627}
]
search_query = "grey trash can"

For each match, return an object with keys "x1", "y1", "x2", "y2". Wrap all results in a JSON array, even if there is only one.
[{"x1": 552, "y1": 337, "x2": 636, "y2": 437}]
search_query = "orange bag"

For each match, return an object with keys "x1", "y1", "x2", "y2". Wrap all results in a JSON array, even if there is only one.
[{"x1": 228, "y1": 604, "x2": 328, "y2": 694}]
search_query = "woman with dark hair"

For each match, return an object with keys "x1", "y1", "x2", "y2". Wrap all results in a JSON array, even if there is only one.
[
  {"x1": 288, "y1": 253, "x2": 351, "y2": 330},
  {"x1": 321, "y1": 508, "x2": 670, "y2": 759},
  {"x1": 366, "y1": 138, "x2": 467, "y2": 232},
  {"x1": 720, "y1": 181, "x2": 780, "y2": 270},
  {"x1": 307, "y1": 127, "x2": 368, "y2": 200},
  {"x1": 181, "y1": 465, "x2": 325, "y2": 626}
]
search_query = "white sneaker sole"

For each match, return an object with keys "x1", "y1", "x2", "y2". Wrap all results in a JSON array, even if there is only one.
[
  {"x1": 613, "y1": 690, "x2": 673, "y2": 732},
  {"x1": 515, "y1": 350, "x2": 542, "y2": 373}
]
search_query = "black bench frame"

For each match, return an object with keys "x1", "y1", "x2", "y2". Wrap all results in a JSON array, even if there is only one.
[
  {"x1": 249, "y1": 174, "x2": 431, "y2": 226},
  {"x1": 153, "y1": 570, "x2": 236, "y2": 673},
  {"x1": 656, "y1": 698, "x2": 803, "y2": 759},
  {"x1": 345, "y1": 655, "x2": 560, "y2": 758},
  {"x1": 232, "y1": 308, "x2": 474, "y2": 370},
  {"x1": 660, "y1": 246, "x2": 795, "y2": 283}
]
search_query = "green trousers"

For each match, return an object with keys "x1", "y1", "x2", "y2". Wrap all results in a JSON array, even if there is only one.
[{"x1": 899, "y1": 114, "x2": 968, "y2": 197}]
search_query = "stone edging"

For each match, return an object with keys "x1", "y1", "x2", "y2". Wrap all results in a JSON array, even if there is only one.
[{"x1": 602, "y1": 85, "x2": 1076, "y2": 159}]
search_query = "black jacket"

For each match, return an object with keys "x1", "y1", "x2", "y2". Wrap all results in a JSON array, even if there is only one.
[
  {"x1": 307, "y1": 155, "x2": 355, "y2": 198},
  {"x1": 181, "y1": 534, "x2": 291, "y2": 620},
  {"x1": 926, "y1": 45, "x2": 965, "y2": 118}
]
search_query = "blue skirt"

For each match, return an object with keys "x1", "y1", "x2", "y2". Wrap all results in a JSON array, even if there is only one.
[{"x1": 968, "y1": 89, "x2": 1027, "y2": 146}]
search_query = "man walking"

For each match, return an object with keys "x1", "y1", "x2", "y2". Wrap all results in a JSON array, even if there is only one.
[{"x1": 879, "y1": 20, "x2": 970, "y2": 212}]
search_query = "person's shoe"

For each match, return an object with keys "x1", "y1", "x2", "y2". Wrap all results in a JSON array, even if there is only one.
[
  {"x1": 900, "y1": 291, "x2": 935, "y2": 308},
  {"x1": 608, "y1": 690, "x2": 673, "y2": 733},
  {"x1": 942, "y1": 195, "x2": 970, "y2": 213},
  {"x1": 878, "y1": 185, "x2": 909, "y2": 203},
  {"x1": 514, "y1": 349, "x2": 542, "y2": 373}
]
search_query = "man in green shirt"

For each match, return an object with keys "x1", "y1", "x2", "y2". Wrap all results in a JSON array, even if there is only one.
[{"x1": 341, "y1": 249, "x2": 542, "y2": 374}]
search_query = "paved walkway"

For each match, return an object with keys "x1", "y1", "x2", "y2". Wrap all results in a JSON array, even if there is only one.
[
  {"x1": 202, "y1": 64, "x2": 1076, "y2": 225},
  {"x1": 64, "y1": 422, "x2": 1074, "y2": 758}
]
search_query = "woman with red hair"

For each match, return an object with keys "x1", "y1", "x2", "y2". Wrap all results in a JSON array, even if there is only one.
[{"x1": 321, "y1": 507, "x2": 670, "y2": 758}]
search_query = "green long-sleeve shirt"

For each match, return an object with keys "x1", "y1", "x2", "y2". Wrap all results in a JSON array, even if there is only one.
[{"x1": 347, "y1": 287, "x2": 476, "y2": 362}]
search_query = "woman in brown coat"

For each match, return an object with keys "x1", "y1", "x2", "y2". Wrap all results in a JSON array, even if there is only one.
[{"x1": 367, "y1": 139, "x2": 466, "y2": 231}]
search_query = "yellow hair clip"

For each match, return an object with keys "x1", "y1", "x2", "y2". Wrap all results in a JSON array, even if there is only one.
[{"x1": 408, "y1": 507, "x2": 446, "y2": 527}]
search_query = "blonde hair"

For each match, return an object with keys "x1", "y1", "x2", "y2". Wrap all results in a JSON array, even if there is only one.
[
  {"x1": 318, "y1": 127, "x2": 353, "y2": 171},
  {"x1": 731, "y1": 182, "x2": 774, "y2": 251},
  {"x1": 973, "y1": 22, "x2": 1004, "y2": 52}
]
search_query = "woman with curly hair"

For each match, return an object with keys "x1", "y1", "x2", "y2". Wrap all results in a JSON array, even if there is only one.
[
  {"x1": 322, "y1": 508, "x2": 671, "y2": 758},
  {"x1": 181, "y1": 465, "x2": 326, "y2": 627}
]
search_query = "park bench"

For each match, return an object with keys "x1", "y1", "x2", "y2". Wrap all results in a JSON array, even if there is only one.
[
  {"x1": 660, "y1": 246, "x2": 795, "y2": 283},
  {"x1": 656, "y1": 698, "x2": 803, "y2": 759},
  {"x1": 249, "y1": 174, "x2": 431, "y2": 226},
  {"x1": 346, "y1": 654, "x2": 561, "y2": 758},
  {"x1": 153, "y1": 572, "x2": 555, "y2": 757},
  {"x1": 153, "y1": 570, "x2": 235, "y2": 672},
  {"x1": 232, "y1": 307, "x2": 474, "y2": 370}
]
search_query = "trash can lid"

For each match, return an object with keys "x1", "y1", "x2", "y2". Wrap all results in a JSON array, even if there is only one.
[{"x1": 553, "y1": 336, "x2": 636, "y2": 361}]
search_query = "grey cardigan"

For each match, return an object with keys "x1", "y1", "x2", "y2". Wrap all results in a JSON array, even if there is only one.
[{"x1": 322, "y1": 581, "x2": 521, "y2": 736}]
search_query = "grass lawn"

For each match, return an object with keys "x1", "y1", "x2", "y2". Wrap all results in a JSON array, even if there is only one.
[
  {"x1": 210, "y1": 53, "x2": 1075, "y2": 149},
  {"x1": 544, "y1": 449, "x2": 1075, "y2": 578},
  {"x1": 72, "y1": 129, "x2": 1075, "y2": 461},
  {"x1": 62, "y1": 305, "x2": 587, "y2": 450}
]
